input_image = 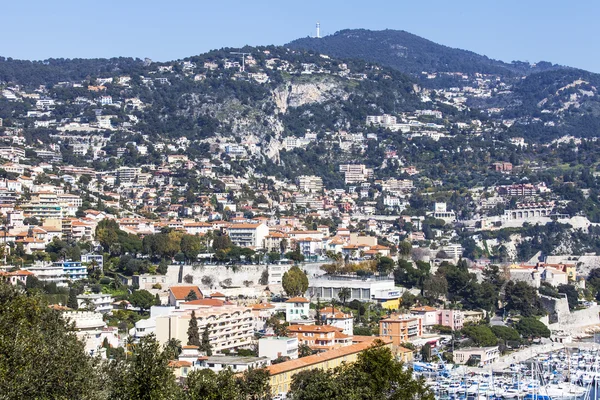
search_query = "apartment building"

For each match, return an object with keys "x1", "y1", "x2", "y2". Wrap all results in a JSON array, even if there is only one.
[
  {"x1": 288, "y1": 324, "x2": 352, "y2": 352},
  {"x1": 76, "y1": 293, "x2": 114, "y2": 313},
  {"x1": 55, "y1": 261, "x2": 88, "y2": 281},
  {"x1": 379, "y1": 314, "x2": 423, "y2": 346},
  {"x1": 320, "y1": 307, "x2": 354, "y2": 336},
  {"x1": 296, "y1": 175, "x2": 323, "y2": 193},
  {"x1": 339, "y1": 164, "x2": 374, "y2": 184},
  {"x1": 155, "y1": 305, "x2": 255, "y2": 353},
  {"x1": 226, "y1": 222, "x2": 269, "y2": 249}
]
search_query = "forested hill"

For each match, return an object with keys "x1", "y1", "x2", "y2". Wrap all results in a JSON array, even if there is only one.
[
  {"x1": 287, "y1": 29, "x2": 565, "y2": 76},
  {"x1": 0, "y1": 57, "x2": 145, "y2": 87}
]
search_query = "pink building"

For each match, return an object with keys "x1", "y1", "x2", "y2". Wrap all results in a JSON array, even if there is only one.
[{"x1": 436, "y1": 309, "x2": 464, "y2": 331}]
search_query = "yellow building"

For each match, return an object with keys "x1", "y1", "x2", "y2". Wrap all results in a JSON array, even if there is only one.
[{"x1": 266, "y1": 338, "x2": 392, "y2": 396}]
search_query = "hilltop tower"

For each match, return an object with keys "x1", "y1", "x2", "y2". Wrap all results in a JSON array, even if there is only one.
[{"x1": 316, "y1": 21, "x2": 321, "y2": 38}]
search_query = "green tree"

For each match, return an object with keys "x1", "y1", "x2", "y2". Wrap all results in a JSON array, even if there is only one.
[
  {"x1": 515, "y1": 317, "x2": 551, "y2": 340},
  {"x1": 67, "y1": 288, "x2": 79, "y2": 309},
  {"x1": 377, "y1": 256, "x2": 395, "y2": 275},
  {"x1": 491, "y1": 325, "x2": 521, "y2": 342},
  {"x1": 181, "y1": 235, "x2": 202, "y2": 262},
  {"x1": 461, "y1": 325, "x2": 498, "y2": 347},
  {"x1": 129, "y1": 289, "x2": 156, "y2": 311},
  {"x1": 188, "y1": 310, "x2": 200, "y2": 346},
  {"x1": 106, "y1": 334, "x2": 181, "y2": 400},
  {"x1": 238, "y1": 367, "x2": 271, "y2": 400},
  {"x1": 186, "y1": 368, "x2": 241, "y2": 400},
  {"x1": 163, "y1": 338, "x2": 182, "y2": 360},
  {"x1": 338, "y1": 287, "x2": 351, "y2": 307},
  {"x1": 0, "y1": 283, "x2": 103, "y2": 399},
  {"x1": 504, "y1": 281, "x2": 543, "y2": 317},
  {"x1": 186, "y1": 289, "x2": 198, "y2": 301},
  {"x1": 282, "y1": 265, "x2": 309, "y2": 297},
  {"x1": 199, "y1": 323, "x2": 212, "y2": 356}
]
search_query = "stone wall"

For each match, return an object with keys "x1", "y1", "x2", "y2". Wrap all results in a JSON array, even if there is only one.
[{"x1": 539, "y1": 294, "x2": 600, "y2": 331}]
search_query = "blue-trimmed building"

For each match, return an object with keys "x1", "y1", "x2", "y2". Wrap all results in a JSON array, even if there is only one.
[{"x1": 53, "y1": 261, "x2": 87, "y2": 281}]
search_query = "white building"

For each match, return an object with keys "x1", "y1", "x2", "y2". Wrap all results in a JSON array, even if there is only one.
[
  {"x1": 227, "y1": 223, "x2": 269, "y2": 249},
  {"x1": 258, "y1": 337, "x2": 299, "y2": 361},
  {"x1": 76, "y1": 293, "x2": 114, "y2": 313},
  {"x1": 296, "y1": 176, "x2": 323, "y2": 193},
  {"x1": 195, "y1": 355, "x2": 269, "y2": 372},
  {"x1": 285, "y1": 297, "x2": 310, "y2": 322},
  {"x1": 307, "y1": 276, "x2": 396, "y2": 302},
  {"x1": 321, "y1": 307, "x2": 354, "y2": 336}
]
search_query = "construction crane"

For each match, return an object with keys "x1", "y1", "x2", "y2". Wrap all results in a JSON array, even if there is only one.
[{"x1": 230, "y1": 52, "x2": 251, "y2": 72}]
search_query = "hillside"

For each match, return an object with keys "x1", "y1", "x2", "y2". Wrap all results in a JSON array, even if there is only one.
[{"x1": 287, "y1": 29, "x2": 564, "y2": 77}]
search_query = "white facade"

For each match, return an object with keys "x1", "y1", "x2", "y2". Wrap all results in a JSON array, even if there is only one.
[
  {"x1": 285, "y1": 297, "x2": 310, "y2": 322},
  {"x1": 258, "y1": 337, "x2": 299, "y2": 361},
  {"x1": 227, "y1": 223, "x2": 269, "y2": 249},
  {"x1": 77, "y1": 293, "x2": 114, "y2": 313},
  {"x1": 307, "y1": 277, "x2": 396, "y2": 302}
]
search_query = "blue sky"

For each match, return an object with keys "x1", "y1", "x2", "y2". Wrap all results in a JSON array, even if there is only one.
[{"x1": 1, "y1": 0, "x2": 598, "y2": 72}]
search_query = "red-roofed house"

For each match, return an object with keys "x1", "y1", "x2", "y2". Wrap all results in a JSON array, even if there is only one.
[{"x1": 168, "y1": 285, "x2": 203, "y2": 307}]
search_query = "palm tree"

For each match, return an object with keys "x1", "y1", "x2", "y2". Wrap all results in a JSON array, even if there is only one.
[{"x1": 338, "y1": 287, "x2": 351, "y2": 308}]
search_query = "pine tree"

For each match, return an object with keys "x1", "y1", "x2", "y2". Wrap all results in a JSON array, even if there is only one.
[
  {"x1": 67, "y1": 289, "x2": 78, "y2": 310},
  {"x1": 187, "y1": 310, "x2": 200, "y2": 346},
  {"x1": 199, "y1": 323, "x2": 212, "y2": 356},
  {"x1": 186, "y1": 289, "x2": 198, "y2": 301},
  {"x1": 154, "y1": 293, "x2": 161, "y2": 306}
]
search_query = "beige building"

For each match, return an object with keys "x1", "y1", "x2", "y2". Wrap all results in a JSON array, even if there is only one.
[
  {"x1": 453, "y1": 346, "x2": 500, "y2": 367},
  {"x1": 155, "y1": 303, "x2": 255, "y2": 353}
]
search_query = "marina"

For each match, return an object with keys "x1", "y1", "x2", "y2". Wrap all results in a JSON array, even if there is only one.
[{"x1": 416, "y1": 344, "x2": 600, "y2": 400}]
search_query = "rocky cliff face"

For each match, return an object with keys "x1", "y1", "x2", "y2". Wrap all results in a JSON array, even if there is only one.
[{"x1": 272, "y1": 77, "x2": 349, "y2": 114}]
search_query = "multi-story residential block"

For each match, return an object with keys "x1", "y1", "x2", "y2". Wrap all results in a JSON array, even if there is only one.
[
  {"x1": 81, "y1": 254, "x2": 104, "y2": 272},
  {"x1": 251, "y1": 302, "x2": 277, "y2": 331},
  {"x1": 76, "y1": 293, "x2": 114, "y2": 313},
  {"x1": 339, "y1": 164, "x2": 373, "y2": 184},
  {"x1": 25, "y1": 262, "x2": 67, "y2": 286},
  {"x1": 287, "y1": 324, "x2": 351, "y2": 352},
  {"x1": 320, "y1": 307, "x2": 354, "y2": 336},
  {"x1": 155, "y1": 304, "x2": 255, "y2": 353},
  {"x1": 379, "y1": 313, "x2": 423, "y2": 346},
  {"x1": 296, "y1": 175, "x2": 323, "y2": 193},
  {"x1": 226, "y1": 222, "x2": 269, "y2": 249},
  {"x1": 55, "y1": 261, "x2": 87, "y2": 281}
]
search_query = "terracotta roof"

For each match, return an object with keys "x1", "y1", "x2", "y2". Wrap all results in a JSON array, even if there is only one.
[
  {"x1": 252, "y1": 303, "x2": 275, "y2": 310},
  {"x1": 182, "y1": 345, "x2": 199, "y2": 349},
  {"x1": 169, "y1": 286, "x2": 203, "y2": 300},
  {"x1": 266, "y1": 339, "x2": 391, "y2": 376},
  {"x1": 285, "y1": 297, "x2": 309, "y2": 303},
  {"x1": 168, "y1": 360, "x2": 192, "y2": 368},
  {"x1": 410, "y1": 306, "x2": 437, "y2": 313},
  {"x1": 210, "y1": 292, "x2": 226, "y2": 297},
  {"x1": 182, "y1": 298, "x2": 226, "y2": 307},
  {"x1": 228, "y1": 223, "x2": 261, "y2": 229},
  {"x1": 288, "y1": 325, "x2": 341, "y2": 334}
]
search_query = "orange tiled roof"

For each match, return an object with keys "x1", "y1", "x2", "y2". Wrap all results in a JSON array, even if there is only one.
[
  {"x1": 266, "y1": 339, "x2": 391, "y2": 376},
  {"x1": 410, "y1": 306, "x2": 437, "y2": 313},
  {"x1": 182, "y1": 298, "x2": 228, "y2": 307},
  {"x1": 252, "y1": 303, "x2": 275, "y2": 310},
  {"x1": 285, "y1": 297, "x2": 309, "y2": 303},
  {"x1": 169, "y1": 286, "x2": 203, "y2": 300},
  {"x1": 288, "y1": 324, "x2": 341, "y2": 334}
]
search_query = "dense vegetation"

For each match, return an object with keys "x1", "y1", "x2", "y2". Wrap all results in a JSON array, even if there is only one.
[{"x1": 287, "y1": 29, "x2": 564, "y2": 77}]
